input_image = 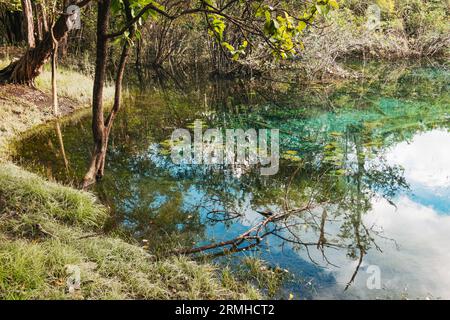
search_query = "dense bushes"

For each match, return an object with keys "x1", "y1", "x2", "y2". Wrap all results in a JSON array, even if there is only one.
[{"x1": 296, "y1": 0, "x2": 449, "y2": 79}]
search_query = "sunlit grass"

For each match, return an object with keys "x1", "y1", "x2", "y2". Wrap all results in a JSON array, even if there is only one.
[
  {"x1": 0, "y1": 163, "x2": 261, "y2": 300},
  {"x1": 0, "y1": 57, "x2": 114, "y2": 106},
  {"x1": 36, "y1": 65, "x2": 115, "y2": 105}
]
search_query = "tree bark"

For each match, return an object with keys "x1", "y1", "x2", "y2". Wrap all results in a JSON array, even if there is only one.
[
  {"x1": 0, "y1": 12, "x2": 68, "y2": 85},
  {"x1": 0, "y1": 1, "x2": 90, "y2": 85},
  {"x1": 35, "y1": 2, "x2": 43, "y2": 41},
  {"x1": 59, "y1": 0, "x2": 70, "y2": 58},
  {"x1": 35, "y1": 3, "x2": 49, "y2": 41},
  {"x1": 51, "y1": 20, "x2": 59, "y2": 116},
  {"x1": 81, "y1": 0, "x2": 111, "y2": 189},
  {"x1": 82, "y1": 0, "x2": 135, "y2": 189},
  {"x1": 21, "y1": 0, "x2": 35, "y2": 48}
]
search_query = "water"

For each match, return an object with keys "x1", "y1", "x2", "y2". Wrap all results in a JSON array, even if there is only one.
[{"x1": 12, "y1": 61, "x2": 450, "y2": 299}]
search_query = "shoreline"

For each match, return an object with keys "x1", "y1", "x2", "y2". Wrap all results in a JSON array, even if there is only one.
[
  {"x1": 0, "y1": 84, "x2": 91, "y2": 158},
  {"x1": 0, "y1": 58, "x2": 261, "y2": 300}
]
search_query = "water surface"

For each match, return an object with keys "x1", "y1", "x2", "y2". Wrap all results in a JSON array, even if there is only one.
[{"x1": 12, "y1": 61, "x2": 450, "y2": 299}]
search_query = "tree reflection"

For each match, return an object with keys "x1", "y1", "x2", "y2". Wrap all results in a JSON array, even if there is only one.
[{"x1": 11, "y1": 60, "x2": 449, "y2": 290}]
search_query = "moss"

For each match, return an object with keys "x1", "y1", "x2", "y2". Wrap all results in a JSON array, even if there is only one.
[{"x1": 0, "y1": 163, "x2": 261, "y2": 300}]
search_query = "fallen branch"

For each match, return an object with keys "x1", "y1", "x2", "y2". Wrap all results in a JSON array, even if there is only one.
[{"x1": 172, "y1": 205, "x2": 313, "y2": 256}]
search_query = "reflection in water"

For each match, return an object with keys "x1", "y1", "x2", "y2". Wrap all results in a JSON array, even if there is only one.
[
  {"x1": 55, "y1": 121, "x2": 70, "y2": 173},
  {"x1": 11, "y1": 61, "x2": 450, "y2": 299},
  {"x1": 386, "y1": 130, "x2": 450, "y2": 190},
  {"x1": 295, "y1": 129, "x2": 450, "y2": 299}
]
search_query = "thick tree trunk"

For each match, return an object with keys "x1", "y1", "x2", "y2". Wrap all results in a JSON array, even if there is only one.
[
  {"x1": 21, "y1": 0, "x2": 35, "y2": 48},
  {"x1": 0, "y1": 13, "x2": 69, "y2": 85},
  {"x1": 0, "y1": 1, "x2": 90, "y2": 85}
]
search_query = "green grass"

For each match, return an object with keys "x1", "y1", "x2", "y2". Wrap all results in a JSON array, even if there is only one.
[
  {"x1": 0, "y1": 163, "x2": 261, "y2": 300},
  {"x1": 35, "y1": 66, "x2": 115, "y2": 105},
  {"x1": 0, "y1": 56, "x2": 114, "y2": 158},
  {"x1": 0, "y1": 163, "x2": 106, "y2": 228},
  {"x1": 0, "y1": 56, "x2": 114, "y2": 106}
]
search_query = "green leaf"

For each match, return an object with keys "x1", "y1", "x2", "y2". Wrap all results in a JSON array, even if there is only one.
[
  {"x1": 329, "y1": 0, "x2": 339, "y2": 9},
  {"x1": 297, "y1": 21, "x2": 306, "y2": 32},
  {"x1": 221, "y1": 42, "x2": 235, "y2": 52}
]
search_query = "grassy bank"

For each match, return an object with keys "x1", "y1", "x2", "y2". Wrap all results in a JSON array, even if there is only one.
[
  {"x1": 0, "y1": 56, "x2": 262, "y2": 300},
  {"x1": 0, "y1": 163, "x2": 260, "y2": 299},
  {"x1": 0, "y1": 56, "x2": 114, "y2": 154}
]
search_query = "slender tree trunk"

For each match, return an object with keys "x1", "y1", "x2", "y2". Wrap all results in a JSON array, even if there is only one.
[
  {"x1": 59, "y1": 0, "x2": 70, "y2": 58},
  {"x1": 51, "y1": 21, "x2": 59, "y2": 116},
  {"x1": 41, "y1": 4, "x2": 49, "y2": 32},
  {"x1": 35, "y1": 3, "x2": 49, "y2": 41},
  {"x1": 21, "y1": 0, "x2": 35, "y2": 48},
  {"x1": 55, "y1": 121, "x2": 70, "y2": 172},
  {"x1": 82, "y1": 0, "x2": 135, "y2": 188},
  {"x1": 34, "y1": 2, "x2": 43, "y2": 41},
  {"x1": 81, "y1": 0, "x2": 111, "y2": 189},
  {"x1": 99, "y1": 27, "x2": 135, "y2": 175}
]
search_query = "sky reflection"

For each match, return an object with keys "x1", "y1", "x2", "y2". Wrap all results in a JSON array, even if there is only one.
[{"x1": 313, "y1": 129, "x2": 450, "y2": 299}]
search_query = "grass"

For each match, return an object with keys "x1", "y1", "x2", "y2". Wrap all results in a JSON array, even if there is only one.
[
  {"x1": 0, "y1": 55, "x2": 114, "y2": 106},
  {"x1": 0, "y1": 163, "x2": 261, "y2": 299},
  {"x1": 220, "y1": 257, "x2": 289, "y2": 299},
  {"x1": 0, "y1": 56, "x2": 113, "y2": 157},
  {"x1": 35, "y1": 65, "x2": 115, "y2": 106}
]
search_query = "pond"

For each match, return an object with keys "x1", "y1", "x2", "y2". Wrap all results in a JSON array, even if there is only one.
[{"x1": 11, "y1": 60, "x2": 450, "y2": 299}]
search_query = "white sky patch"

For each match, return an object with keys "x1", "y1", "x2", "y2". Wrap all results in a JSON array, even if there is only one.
[
  {"x1": 361, "y1": 196, "x2": 450, "y2": 299},
  {"x1": 385, "y1": 129, "x2": 450, "y2": 188}
]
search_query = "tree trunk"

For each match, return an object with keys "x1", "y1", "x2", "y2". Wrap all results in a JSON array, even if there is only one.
[
  {"x1": 81, "y1": 0, "x2": 111, "y2": 189},
  {"x1": 21, "y1": 0, "x2": 35, "y2": 48},
  {"x1": 41, "y1": 4, "x2": 49, "y2": 32},
  {"x1": 35, "y1": 3, "x2": 43, "y2": 41},
  {"x1": 0, "y1": 1, "x2": 90, "y2": 85},
  {"x1": 51, "y1": 21, "x2": 59, "y2": 116},
  {"x1": 0, "y1": 12, "x2": 68, "y2": 85},
  {"x1": 82, "y1": 0, "x2": 135, "y2": 189},
  {"x1": 35, "y1": 3, "x2": 49, "y2": 41},
  {"x1": 0, "y1": 5, "x2": 24, "y2": 44},
  {"x1": 59, "y1": 0, "x2": 70, "y2": 58}
]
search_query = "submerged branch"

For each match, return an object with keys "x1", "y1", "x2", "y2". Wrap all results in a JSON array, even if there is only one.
[{"x1": 173, "y1": 204, "x2": 315, "y2": 256}]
